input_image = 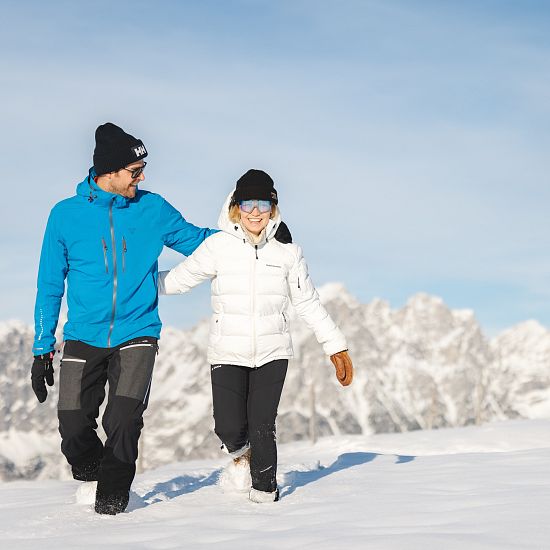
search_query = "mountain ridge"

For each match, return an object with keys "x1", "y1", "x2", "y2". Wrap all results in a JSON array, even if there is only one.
[{"x1": 1, "y1": 284, "x2": 548, "y2": 480}]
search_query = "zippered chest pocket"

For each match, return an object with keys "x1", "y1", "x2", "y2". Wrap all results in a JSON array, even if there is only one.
[
  {"x1": 122, "y1": 236, "x2": 127, "y2": 272},
  {"x1": 100, "y1": 236, "x2": 128, "y2": 274},
  {"x1": 101, "y1": 238, "x2": 109, "y2": 273}
]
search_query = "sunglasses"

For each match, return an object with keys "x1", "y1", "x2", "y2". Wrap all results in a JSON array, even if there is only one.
[
  {"x1": 239, "y1": 199, "x2": 272, "y2": 213},
  {"x1": 123, "y1": 161, "x2": 147, "y2": 179}
]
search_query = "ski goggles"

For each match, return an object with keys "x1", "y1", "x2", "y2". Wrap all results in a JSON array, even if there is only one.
[
  {"x1": 239, "y1": 199, "x2": 272, "y2": 213},
  {"x1": 123, "y1": 161, "x2": 147, "y2": 179}
]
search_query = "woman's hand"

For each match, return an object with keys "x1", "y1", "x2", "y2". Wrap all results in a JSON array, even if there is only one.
[{"x1": 330, "y1": 350, "x2": 353, "y2": 386}]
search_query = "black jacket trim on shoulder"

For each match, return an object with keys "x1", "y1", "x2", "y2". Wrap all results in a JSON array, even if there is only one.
[{"x1": 274, "y1": 221, "x2": 292, "y2": 244}]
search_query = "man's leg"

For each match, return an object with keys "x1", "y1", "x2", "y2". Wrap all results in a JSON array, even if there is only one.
[
  {"x1": 210, "y1": 364, "x2": 250, "y2": 457},
  {"x1": 96, "y1": 337, "x2": 157, "y2": 514},
  {"x1": 247, "y1": 359, "x2": 288, "y2": 495},
  {"x1": 58, "y1": 340, "x2": 109, "y2": 481}
]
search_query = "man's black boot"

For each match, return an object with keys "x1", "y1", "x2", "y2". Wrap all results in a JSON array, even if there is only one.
[
  {"x1": 94, "y1": 490, "x2": 129, "y2": 515},
  {"x1": 72, "y1": 456, "x2": 101, "y2": 482}
]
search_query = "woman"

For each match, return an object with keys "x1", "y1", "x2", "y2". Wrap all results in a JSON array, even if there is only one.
[{"x1": 159, "y1": 169, "x2": 353, "y2": 503}]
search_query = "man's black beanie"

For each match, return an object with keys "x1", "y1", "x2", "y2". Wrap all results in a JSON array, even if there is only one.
[
  {"x1": 232, "y1": 169, "x2": 278, "y2": 204},
  {"x1": 93, "y1": 122, "x2": 148, "y2": 176}
]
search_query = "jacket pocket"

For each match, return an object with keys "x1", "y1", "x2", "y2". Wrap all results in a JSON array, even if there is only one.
[
  {"x1": 58, "y1": 356, "x2": 86, "y2": 411},
  {"x1": 122, "y1": 236, "x2": 127, "y2": 273},
  {"x1": 211, "y1": 314, "x2": 222, "y2": 337},
  {"x1": 116, "y1": 341, "x2": 157, "y2": 403},
  {"x1": 101, "y1": 238, "x2": 109, "y2": 274}
]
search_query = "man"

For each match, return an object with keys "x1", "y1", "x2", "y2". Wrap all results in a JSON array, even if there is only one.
[{"x1": 31, "y1": 123, "x2": 216, "y2": 515}]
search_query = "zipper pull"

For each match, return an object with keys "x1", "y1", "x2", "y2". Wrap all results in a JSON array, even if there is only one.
[
  {"x1": 298, "y1": 276, "x2": 301, "y2": 290},
  {"x1": 255, "y1": 245, "x2": 258, "y2": 260}
]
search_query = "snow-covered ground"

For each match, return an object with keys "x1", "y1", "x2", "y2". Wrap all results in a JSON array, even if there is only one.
[{"x1": 1, "y1": 419, "x2": 549, "y2": 549}]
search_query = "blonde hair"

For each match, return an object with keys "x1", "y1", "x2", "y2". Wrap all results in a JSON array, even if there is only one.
[{"x1": 228, "y1": 203, "x2": 278, "y2": 224}]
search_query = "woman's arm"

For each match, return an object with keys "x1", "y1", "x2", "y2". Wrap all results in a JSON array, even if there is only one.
[
  {"x1": 159, "y1": 237, "x2": 217, "y2": 295},
  {"x1": 288, "y1": 245, "x2": 347, "y2": 356}
]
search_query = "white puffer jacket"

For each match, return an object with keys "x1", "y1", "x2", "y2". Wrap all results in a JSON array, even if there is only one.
[{"x1": 159, "y1": 195, "x2": 347, "y2": 368}]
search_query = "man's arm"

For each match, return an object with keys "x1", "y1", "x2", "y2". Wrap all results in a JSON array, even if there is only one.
[
  {"x1": 160, "y1": 198, "x2": 218, "y2": 256},
  {"x1": 32, "y1": 209, "x2": 68, "y2": 355},
  {"x1": 158, "y1": 238, "x2": 217, "y2": 295}
]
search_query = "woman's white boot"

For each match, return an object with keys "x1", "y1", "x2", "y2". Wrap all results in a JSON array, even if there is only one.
[{"x1": 248, "y1": 487, "x2": 279, "y2": 503}]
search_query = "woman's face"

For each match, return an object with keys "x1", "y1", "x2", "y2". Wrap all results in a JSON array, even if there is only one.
[{"x1": 239, "y1": 200, "x2": 271, "y2": 236}]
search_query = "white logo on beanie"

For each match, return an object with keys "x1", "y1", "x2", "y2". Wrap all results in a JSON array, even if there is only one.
[{"x1": 133, "y1": 145, "x2": 146, "y2": 157}]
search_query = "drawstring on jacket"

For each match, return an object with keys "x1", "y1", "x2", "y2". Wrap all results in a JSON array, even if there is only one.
[{"x1": 87, "y1": 168, "x2": 98, "y2": 203}]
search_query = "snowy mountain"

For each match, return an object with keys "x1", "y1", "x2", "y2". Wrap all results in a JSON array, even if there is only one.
[
  {"x1": 1, "y1": 285, "x2": 549, "y2": 481},
  {"x1": 1, "y1": 419, "x2": 549, "y2": 549}
]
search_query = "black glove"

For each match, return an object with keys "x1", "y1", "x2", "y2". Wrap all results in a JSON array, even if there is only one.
[{"x1": 31, "y1": 352, "x2": 55, "y2": 403}]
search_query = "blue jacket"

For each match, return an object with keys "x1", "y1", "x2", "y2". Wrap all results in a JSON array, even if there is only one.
[{"x1": 33, "y1": 170, "x2": 216, "y2": 354}]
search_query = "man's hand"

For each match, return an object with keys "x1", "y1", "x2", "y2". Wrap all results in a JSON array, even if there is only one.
[
  {"x1": 330, "y1": 350, "x2": 354, "y2": 386},
  {"x1": 31, "y1": 352, "x2": 55, "y2": 403}
]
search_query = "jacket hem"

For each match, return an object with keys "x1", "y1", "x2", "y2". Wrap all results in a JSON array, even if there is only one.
[{"x1": 207, "y1": 353, "x2": 293, "y2": 368}]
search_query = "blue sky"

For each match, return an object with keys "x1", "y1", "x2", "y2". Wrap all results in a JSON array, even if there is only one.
[{"x1": 1, "y1": 0, "x2": 549, "y2": 335}]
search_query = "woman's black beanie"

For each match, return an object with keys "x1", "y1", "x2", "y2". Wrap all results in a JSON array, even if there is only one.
[{"x1": 232, "y1": 169, "x2": 278, "y2": 204}]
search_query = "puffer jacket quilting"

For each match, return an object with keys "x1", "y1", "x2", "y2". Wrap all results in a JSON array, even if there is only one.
[{"x1": 159, "y1": 194, "x2": 347, "y2": 367}]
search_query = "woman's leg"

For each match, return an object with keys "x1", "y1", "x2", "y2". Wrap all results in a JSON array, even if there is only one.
[
  {"x1": 247, "y1": 359, "x2": 288, "y2": 493},
  {"x1": 210, "y1": 364, "x2": 250, "y2": 456}
]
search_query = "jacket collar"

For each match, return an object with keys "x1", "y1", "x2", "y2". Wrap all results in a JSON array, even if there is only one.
[{"x1": 76, "y1": 168, "x2": 131, "y2": 208}]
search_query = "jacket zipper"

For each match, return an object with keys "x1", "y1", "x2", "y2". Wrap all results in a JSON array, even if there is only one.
[
  {"x1": 298, "y1": 276, "x2": 301, "y2": 290},
  {"x1": 102, "y1": 238, "x2": 109, "y2": 273},
  {"x1": 122, "y1": 237, "x2": 127, "y2": 273},
  {"x1": 255, "y1": 244, "x2": 258, "y2": 260},
  {"x1": 107, "y1": 198, "x2": 118, "y2": 347},
  {"x1": 251, "y1": 245, "x2": 257, "y2": 366}
]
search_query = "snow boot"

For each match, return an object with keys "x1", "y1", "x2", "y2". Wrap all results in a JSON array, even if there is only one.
[
  {"x1": 218, "y1": 448, "x2": 252, "y2": 493},
  {"x1": 94, "y1": 490, "x2": 129, "y2": 515},
  {"x1": 72, "y1": 457, "x2": 101, "y2": 482},
  {"x1": 248, "y1": 487, "x2": 279, "y2": 503},
  {"x1": 75, "y1": 481, "x2": 98, "y2": 505},
  {"x1": 234, "y1": 447, "x2": 251, "y2": 467}
]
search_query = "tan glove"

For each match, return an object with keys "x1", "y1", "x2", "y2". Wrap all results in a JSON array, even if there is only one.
[{"x1": 330, "y1": 350, "x2": 353, "y2": 386}]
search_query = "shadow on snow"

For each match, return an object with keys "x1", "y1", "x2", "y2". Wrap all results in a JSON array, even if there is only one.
[
  {"x1": 128, "y1": 469, "x2": 221, "y2": 510},
  {"x1": 127, "y1": 451, "x2": 415, "y2": 509},
  {"x1": 279, "y1": 452, "x2": 415, "y2": 498}
]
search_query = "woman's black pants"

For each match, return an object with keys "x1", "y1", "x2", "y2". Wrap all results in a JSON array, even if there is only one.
[{"x1": 210, "y1": 359, "x2": 288, "y2": 493}]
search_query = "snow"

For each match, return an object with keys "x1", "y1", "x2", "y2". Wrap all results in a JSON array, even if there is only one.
[
  {"x1": 0, "y1": 430, "x2": 59, "y2": 464},
  {"x1": 1, "y1": 419, "x2": 549, "y2": 549}
]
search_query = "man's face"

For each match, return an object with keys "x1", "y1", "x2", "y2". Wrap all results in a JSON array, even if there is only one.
[{"x1": 104, "y1": 161, "x2": 146, "y2": 198}]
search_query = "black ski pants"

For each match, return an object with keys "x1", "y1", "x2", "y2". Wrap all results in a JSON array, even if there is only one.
[
  {"x1": 210, "y1": 359, "x2": 288, "y2": 493},
  {"x1": 58, "y1": 337, "x2": 157, "y2": 494}
]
